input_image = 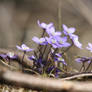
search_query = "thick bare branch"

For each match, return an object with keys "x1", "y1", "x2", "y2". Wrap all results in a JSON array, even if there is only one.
[{"x1": 0, "y1": 65, "x2": 92, "y2": 92}]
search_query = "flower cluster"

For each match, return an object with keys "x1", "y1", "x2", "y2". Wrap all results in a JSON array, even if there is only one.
[
  {"x1": 62, "y1": 24, "x2": 82, "y2": 49},
  {"x1": 30, "y1": 20, "x2": 83, "y2": 77},
  {"x1": 2, "y1": 20, "x2": 92, "y2": 77}
]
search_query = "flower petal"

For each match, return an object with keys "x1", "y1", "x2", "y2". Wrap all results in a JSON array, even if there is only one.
[
  {"x1": 16, "y1": 45, "x2": 23, "y2": 50},
  {"x1": 26, "y1": 49, "x2": 34, "y2": 52},
  {"x1": 37, "y1": 20, "x2": 47, "y2": 29},
  {"x1": 68, "y1": 28, "x2": 76, "y2": 34},
  {"x1": 62, "y1": 24, "x2": 68, "y2": 31},
  {"x1": 32, "y1": 36, "x2": 40, "y2": 44}
]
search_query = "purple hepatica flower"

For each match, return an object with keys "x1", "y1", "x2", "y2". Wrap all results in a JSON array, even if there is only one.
[
  {"x1": 38, "y1": 20, "x2": 62, "y2": 37},
  {"x1": 62, "y1": 24, "x2": 82, "y2": 49},
  {"x1": 7, "y1": 52, "x2": 18, "y2": 59},
  {"x1": 55, "y1": 53, "x2": 67, "y2": 65},
  {"x1": 46, "y1": 37, "x2": 58, "y2": 48},
  {"x1": 75, "y1": 57, "x2": 91, "y2": 63},
  {"x1": 46, "y1": 36, "x2": 70, "y2": 48},
  {"x1": 86, "y1": 43, "x2": 92, "y2": 52},
  {"x1": 0, "y1": 52, "x2": 17, "y2": 59},
  {"x1": 37, "y1": 20, "x2": 53, "y2": 30},
  {"x1": 46, "y1": 25, "x2": 62, "y2": 37},
  {"x1": 56, "y1": 36, "x2": 70, "y2": 48},
  {"x1": 32, "y1": 36, "x2": 47, "y2": 45},
  {"x1": 70, "y1": 34, "x2": 82, "y2": 49},
  {"x1": 16, "y1": 44, "x2": 33, "y2": 52},
  {"x1": 62, "y1": 24, "x2": 76, "y2": 36}
]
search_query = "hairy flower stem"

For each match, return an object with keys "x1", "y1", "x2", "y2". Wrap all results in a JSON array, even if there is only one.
[
  {"x1": 79, "y1": 62, "x2": 85, "y2": 72},
  {"x1": 85, "y1": 61, "x2": 92, "y2": 72},
  {"x1": 83, "y1": 63, "x2": 86, "y2": 71},
  {"x1": 45, "y1": 45, "x2": 52, "y2": 62},
  {"x1": 38, "y1": 45, "x2": 43, "y2": 55},
  {"x1": 37, "y1": 30, "x2": 46, "y2": 57},
  {"x1": 41, "y1": 45, "x2": 48, "y2": 60},
  {"x1": 41, "y1": 29, "x2": 46, "y2": 37},
  {"x1": 38, "y1": 29, "x2": 46, "y2": 49},
  {"x1": 34, "y1": 51, "x2": 38, "y2": 59},
  {"x1": 52, "y1": 48, "x2": 58, "y2": 57},
  {"x1": 61, "y1": 40, "x2": 73, "y2": 55},
  {"x1": 21, "y1": 51, "x2": 26, "y2": 71}
]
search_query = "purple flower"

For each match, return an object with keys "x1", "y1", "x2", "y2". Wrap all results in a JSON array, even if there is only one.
[
  {"x1": 46, "y1": 26, "x2": 62, "y2": 37},
  {"x1": 16, "y1": 44, "x2": 33, "y2": 52},
  {"x1": 86, "y1": 43, "x2": 92, "y2": 52},
  {"x1": 46, "y1": 36, "x2": 70, "y2": 48},
  {"x1": 55, "y1": 53, "x2": 67, "y2": 65},
  {"x1": 70, "y1": 34, "x2": 82, "y2": 49},
  {"x1": 0, "y1": 52, "x2": 17, "y2": 59},
  {"x1": 62, "y1": 24, "x2": 76, "y2": 36},
  {"x1": 56, "y1": 36, "x2": 70, "y2": 48},
  {"x1": 32, "y1": 36, "x2": 47, "y2": 45},
  {"x1": 7, "y1": 52, "x2": 18, "y2": 59},
  {"x1": 62, "y1": 24, "x2": 82, "y2": 49},
  {"x1": 75, "y1": 57, "x2": 91, "y2": 63},
  {"x1": 37, "y1": 20, "x2": 53, "y2": 30},
  {"x1": 38, "y1": 20, "x2": 61, "y2": 37},
  {"x1": 46, "y1": 37, "x2": 58, "y2": 48}
]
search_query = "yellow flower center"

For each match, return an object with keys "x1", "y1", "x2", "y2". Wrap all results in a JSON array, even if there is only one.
[
  {"x1": 51, "y1": 39, "x2": 56, "y2": 43},
  {"x1": 58, "y1": 57, "x2": 63, "y2": 61},
  {"x1": 51, "y1": 31, "x2": 55, "y2": 36},
  {"x1": 67, "y1": 30, "x2": 71, "y2": 34},
  {"x1": 23, "y1": 47, "x2": 29, "y2": 50},
  {"x1": 39, "y1": 40, "x2": 43, "y2": 43},
  {"x1": 59, "y1": 40, "x2": 63, "y2": 44}
]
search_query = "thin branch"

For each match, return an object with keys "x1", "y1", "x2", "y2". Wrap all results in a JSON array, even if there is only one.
[{"x1": 61, "y1": 72, "x2": 92, "y2": 80}]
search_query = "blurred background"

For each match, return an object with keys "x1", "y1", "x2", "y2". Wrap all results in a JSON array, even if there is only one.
[{"x1": 0, "y1": 0, "x2": 92, "y2": 70}]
